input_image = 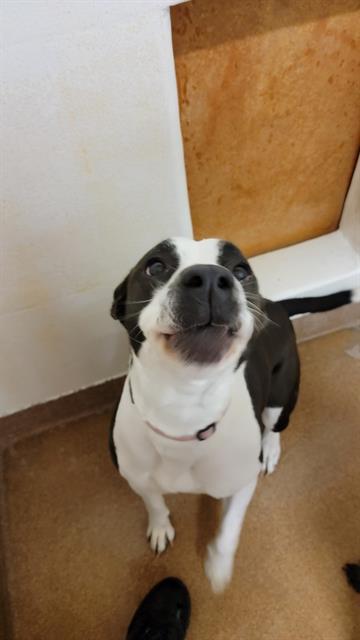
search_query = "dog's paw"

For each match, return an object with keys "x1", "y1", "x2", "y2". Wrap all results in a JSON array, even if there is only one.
[
  {"x1": 204, "y1": 543, "x2": 234, "y2": 593},
  {"x1": 261, "y1": 431, "x2": 281, "y2": 475},
  {"x1": 147, "y1": 517, "x2": 175, "y2": 554}
]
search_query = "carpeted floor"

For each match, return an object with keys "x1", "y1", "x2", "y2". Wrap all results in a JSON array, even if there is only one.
[{"x1": 2, "y1": 329, "x2": 360, "y2": 639}]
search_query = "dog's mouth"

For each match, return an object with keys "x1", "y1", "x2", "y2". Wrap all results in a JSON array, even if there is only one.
[{"x1": 162, "y1": 324, "x2": 239, "y2": 365}]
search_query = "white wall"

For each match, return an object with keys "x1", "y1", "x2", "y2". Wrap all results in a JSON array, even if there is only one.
[
  {"x1": 0, "y1": 1, "x2": 192, "y2": 416},
  {"x1": 1, "y1": 1, "x2": 358, "y2": 417}
]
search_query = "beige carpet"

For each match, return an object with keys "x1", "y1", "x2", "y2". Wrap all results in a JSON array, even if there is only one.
[{"x1": 2, "y1": 329, "x2": 360, "y2": 639}]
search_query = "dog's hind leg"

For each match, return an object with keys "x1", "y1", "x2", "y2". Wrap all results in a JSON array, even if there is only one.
[
  {"x1": 130, "y1": 485, "x2": 175, "y2": 554},
  {"x1": 205, "y1": 478, "x2": 257, "y2": 593}
]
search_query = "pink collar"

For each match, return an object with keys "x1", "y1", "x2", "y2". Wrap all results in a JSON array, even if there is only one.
[
  {"x1": 128, "y1": 378, "x2": 217, "y2": 443},
  {"x1": 146, "y1": 420, "x2": 217, "y2": 442}
]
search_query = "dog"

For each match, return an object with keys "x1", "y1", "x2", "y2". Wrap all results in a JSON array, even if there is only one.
[{"x1": 110, "y1": 237, "x2": 354, "y2": 592}]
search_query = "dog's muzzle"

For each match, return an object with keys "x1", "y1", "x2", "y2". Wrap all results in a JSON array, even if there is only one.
[
  {"x1": 174, "y1": 264, "x2": 238, "y2": 329},
  {"x1": 165, "y1": 265, "x2": 240, "y2": 364}
]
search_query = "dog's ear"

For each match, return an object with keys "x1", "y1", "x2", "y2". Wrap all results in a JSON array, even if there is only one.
[{"x1": 111, "y1": 275, "x2": 129, "y2": 321}]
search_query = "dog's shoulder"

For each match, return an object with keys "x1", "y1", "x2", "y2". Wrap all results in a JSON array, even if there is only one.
[{"x1": 237, "y1": 299, "x2": 297, "y2": 425}]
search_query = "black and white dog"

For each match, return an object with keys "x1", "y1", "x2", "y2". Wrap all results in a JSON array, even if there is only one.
[{"x1": 110, "y1": 237, "x2": 353, "y2": 592}]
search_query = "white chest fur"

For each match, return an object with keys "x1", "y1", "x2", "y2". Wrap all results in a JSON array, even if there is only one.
[{"x1": 113, "y1": 363, "x2": 261, "y2": 500}]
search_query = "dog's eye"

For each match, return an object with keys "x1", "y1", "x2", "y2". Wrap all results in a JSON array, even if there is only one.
[
  {"x1": 145, "y1": 259, "x2": 166, "y2": 277},
  {"x1": 233, "y1": 263, "x2": 251, "y2": 281}
]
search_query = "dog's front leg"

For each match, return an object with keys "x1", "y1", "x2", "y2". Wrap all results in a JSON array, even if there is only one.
[
  {"x1": 261, "y1": 406, "x2": 282, "y2": 474},
  {"x1": 129, "y1": 482, "x2": 175, "y2": 554},
  {"x1": 205, "y1": 478, "x2": 257, "y2": 593}
]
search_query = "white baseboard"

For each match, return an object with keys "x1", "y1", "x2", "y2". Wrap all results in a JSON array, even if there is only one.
[{"x1": 251, "y1": 229, "x2": 360, "y2": 301}]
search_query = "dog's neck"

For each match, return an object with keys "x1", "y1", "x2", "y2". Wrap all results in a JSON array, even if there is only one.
[{"x1": 129, "y1": 340, "x2": 244, "y2": 436}]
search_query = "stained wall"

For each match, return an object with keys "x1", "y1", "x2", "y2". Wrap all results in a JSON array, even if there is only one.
[{"x1": 171, "y1": 0, "x2": 360, "y2": 255}]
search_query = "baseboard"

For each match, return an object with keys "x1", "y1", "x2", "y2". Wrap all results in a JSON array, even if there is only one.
[
  {"x1": 293, "y1": 302, "x2": 360, "y2": 343},
  {"x1": 0, "y1": 377, "x2": 124, "y2": 452}
]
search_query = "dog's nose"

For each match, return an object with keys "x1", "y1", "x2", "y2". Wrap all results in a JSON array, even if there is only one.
[{"x1": 180, "y1": 265, "x2": 234, "y2": 295}]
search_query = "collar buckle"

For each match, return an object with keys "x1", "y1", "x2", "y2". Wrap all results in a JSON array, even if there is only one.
[{"x1": 196, "y1": 423, "x2": 216, "y2": 441}]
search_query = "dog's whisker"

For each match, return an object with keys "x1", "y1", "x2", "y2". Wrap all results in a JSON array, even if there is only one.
[
  {"x1": 126, "y1": 298, "x2": 152, "y2": 305},
  {"x1": 129, "y1": 335, "x2": 144, "y2": 346},
  {"x1": 246, "y1": 300, "x2": 280, "y2": 330},
  {"x1": 128, "y1": 323, "x2": 141, "y2": 336},
  {"x1": 246, "y1": 303, "x2": 267, "y2": 318},
  {"x1": 122, "y1": 311, "x2": 143, "y2": 321},
  {"x1": 248, "y1": 308, "x2": 269, "y2": 331}
]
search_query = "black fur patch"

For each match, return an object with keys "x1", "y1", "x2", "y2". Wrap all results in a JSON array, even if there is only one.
[
  {"x1": 218, "y1": 241, "x2": 260, "y2": 301},
  {"x1": 111, "y1": 240, "x2": 179, "y2": 354},
  {"x1": 243, "y1": 299, "x2": 300, "y2": 439},
  {"x1": 109, "y1": 398, "x2": 120, "y2": 469}
]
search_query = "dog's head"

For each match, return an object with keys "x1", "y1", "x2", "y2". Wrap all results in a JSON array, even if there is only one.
[{"x1": 111, "y1": 238, "x2": 262, "y2": 366}]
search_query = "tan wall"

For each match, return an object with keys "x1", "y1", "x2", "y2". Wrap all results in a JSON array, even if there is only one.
[{"x1": 171, "y1": 0, "x2": 360, "y2": 256}]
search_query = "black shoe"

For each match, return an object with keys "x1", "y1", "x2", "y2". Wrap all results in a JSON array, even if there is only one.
[
  {"x1": 343, "y1": 562, "x2": 360, "y2": 593},
  {"x1": 126, "y1": 577, "x2": 191, "y2": 640}
]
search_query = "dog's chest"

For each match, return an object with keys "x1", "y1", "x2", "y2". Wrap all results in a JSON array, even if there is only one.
[
  {"x1": 151, "y1": 366, "x2": 261, "y2": 498},
  {"x1": 115, "y1": 364, "x2": 261, "y2": 499}
]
